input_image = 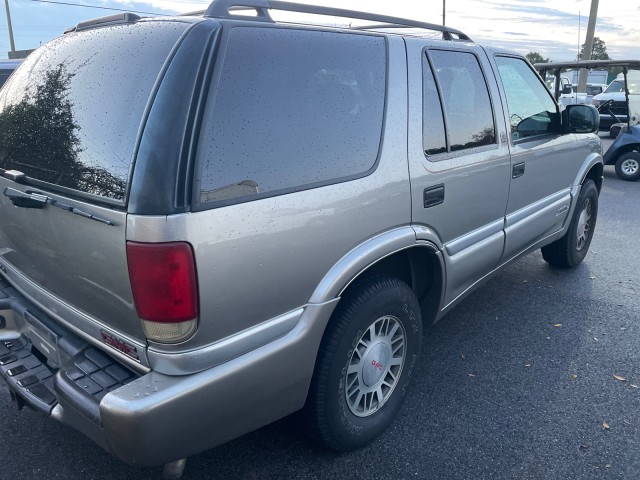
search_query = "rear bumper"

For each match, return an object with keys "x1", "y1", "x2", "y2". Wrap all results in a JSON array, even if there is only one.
[{"x1": 0, "y1": 277, "x2": 336, "y2": 466}]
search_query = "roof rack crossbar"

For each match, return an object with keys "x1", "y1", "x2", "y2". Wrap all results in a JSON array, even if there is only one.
[{"x1": 204, "y1": 0, "x2": 472, "y2": 41}]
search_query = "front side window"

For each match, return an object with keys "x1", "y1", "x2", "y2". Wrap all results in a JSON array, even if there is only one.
[
  {"x1": 495, "y1": 56, "x2": 560, "y2": 141},
  {"x1": 427, "y1": 49, "x2": 496, "y2": 152},
  {"x1": 195, "y1": 27, "x2": 386, "y2": 206}
]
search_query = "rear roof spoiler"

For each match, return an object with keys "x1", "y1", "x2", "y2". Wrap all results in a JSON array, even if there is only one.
[{"x1": 65, "y1": 13, "x2": 141, "y2": 34}]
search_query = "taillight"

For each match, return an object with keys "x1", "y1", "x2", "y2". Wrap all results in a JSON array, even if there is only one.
[{"x1": 127, "y1": 241, "x2": 198, "y2": 343}]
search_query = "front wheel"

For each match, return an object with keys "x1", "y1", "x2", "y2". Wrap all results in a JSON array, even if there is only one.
[
  {"x1": 615, "y1": 152, "x2": 640, "y2": 181},
  {"x1": 303, "y1": 274, "x2": 422, "y2": 451},
  {"x1": 541, "y1": 179, "x2": 598, "y2": 268}
]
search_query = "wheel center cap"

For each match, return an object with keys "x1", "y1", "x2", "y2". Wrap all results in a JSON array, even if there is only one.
[
  {"x1": 362, "y1": 342, "x2": 391, "y2": 387},
  {"x1": 577, "y1": 210, "x2": 588, "y2": 236}
]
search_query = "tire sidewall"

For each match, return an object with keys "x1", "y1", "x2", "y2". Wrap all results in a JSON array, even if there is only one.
[
  {"x1": 615, "y1": 153, "x2": 640, "y2": 181},
  {"x1": 567, "y1": 180, "x2": 598, "y2": 266},
  {"x1": 322, "y1": 279, "x2": 422, "y2": 449}
]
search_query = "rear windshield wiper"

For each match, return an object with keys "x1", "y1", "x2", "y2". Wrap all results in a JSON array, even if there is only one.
[{"x1": 3, "y1": 187, "x2": 114, "y2": 226}]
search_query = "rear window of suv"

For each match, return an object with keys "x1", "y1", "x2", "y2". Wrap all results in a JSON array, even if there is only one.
[
  {"x1": 0, "y1": 21, "x2": 189, "y2": 202},
  {"x1": 194, "y1": 27, "x2": 386, "y2": 206}
]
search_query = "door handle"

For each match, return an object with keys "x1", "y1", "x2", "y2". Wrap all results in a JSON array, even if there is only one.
[
  {"x1": 512, "y1": 162, "x2": 525, "y2": 178},
  {"x1": 3, "y1": 187, "x2": 48, "y2": 209},
  {"x1": 423, "y1": 184, "x2": 445, "y2": 208}
]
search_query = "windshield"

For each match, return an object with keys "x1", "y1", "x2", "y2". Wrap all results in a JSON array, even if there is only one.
[{"x1": 605, "y1": 80, "x2": 625, "y2": 93}]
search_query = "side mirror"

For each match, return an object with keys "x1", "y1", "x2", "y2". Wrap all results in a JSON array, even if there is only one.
[
  {"x1": 562, "y1": 104, "x2": 600, "y2": 134},
  {"x1": 562, "y1": 85, "x2": 573, "y2": 95}
]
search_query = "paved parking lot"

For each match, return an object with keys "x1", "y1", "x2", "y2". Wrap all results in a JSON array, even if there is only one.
[{"x1": 1, "y1": 133, "x2": 638, "y2": 479}]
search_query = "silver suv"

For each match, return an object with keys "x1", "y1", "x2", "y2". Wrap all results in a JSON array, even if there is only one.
[{"x1": 0, "y1": 0, "x2": 603, "y2": 475}]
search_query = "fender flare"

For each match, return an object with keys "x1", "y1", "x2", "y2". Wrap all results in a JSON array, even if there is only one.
[{"x1": 308, "y1": 226, "x2": 443, "y2": 304}]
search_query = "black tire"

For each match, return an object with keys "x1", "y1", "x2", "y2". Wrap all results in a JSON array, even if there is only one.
[
  {"x1": 614, "y1": 152, "x2": 640, "y2": 181},
  {"x1": 303, "y1": 274, "x2": 422, "y2": 451},
  {"x1": 541, "y1": 179, "x2": 598, "y2": 268}
]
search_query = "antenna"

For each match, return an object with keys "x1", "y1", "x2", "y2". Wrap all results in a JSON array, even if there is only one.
[{"x1": 577, "y1": 11, "x2": 581, "y2": 60}]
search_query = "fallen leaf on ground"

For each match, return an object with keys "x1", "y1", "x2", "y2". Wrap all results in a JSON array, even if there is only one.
[
  {"x1": 554, "y1": 324, "x2": 562, "y2": 327},
  {"x1": 614, "y1": 375, "x2": 626, "y2": 382},
  {"x1": 603, "y1": 421, "x2": 610, "y2": 430}
]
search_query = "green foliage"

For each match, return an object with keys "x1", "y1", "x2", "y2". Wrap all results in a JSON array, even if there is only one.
[
  {"x1": 578, "y1": 37, "x2": 611, "y2": 60},
  {"x1": 0, "y1": 63, "x2": 125, "y2": 199},
  {"x1": 526, "y1": 52, "x2": 550, "y2": 64}
]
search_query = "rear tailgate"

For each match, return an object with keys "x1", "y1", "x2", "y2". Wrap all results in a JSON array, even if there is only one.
[
  {"x1": 0, "y1": 183, "x2": 136, "y2": 339},
  {"x1": 0, "y1": 19, "x2": 193, "y2": 350}
]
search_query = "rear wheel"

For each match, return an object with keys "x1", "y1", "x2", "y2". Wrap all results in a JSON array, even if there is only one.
[
  {"x1": 303, "y1": 274, "x2": 422, "y2": 451},
  {"x1": 541, "y1": 179, "x2": 598, "y2": 268},
  {"x1": 615, "y1": 152, "x2": 640, "y2": 181}
]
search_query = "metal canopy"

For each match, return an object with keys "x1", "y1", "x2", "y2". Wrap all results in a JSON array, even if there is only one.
[
  {"x1": 534, "y1": 60, "x2": 640, "y2": 72},
  {"x1": 535, "y1": 60, "x2": 640, "y2": 129}
]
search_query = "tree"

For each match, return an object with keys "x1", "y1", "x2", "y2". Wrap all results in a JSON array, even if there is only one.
[
  {"x1": 578, "y1": 37, "x2": 611, "y2": 60},
  {"x1": 526, "y1": 52, "x2": 550, "y2": 64},
  {"x1": 0, "y1": 63, "x2": 126, "y2": 199}
]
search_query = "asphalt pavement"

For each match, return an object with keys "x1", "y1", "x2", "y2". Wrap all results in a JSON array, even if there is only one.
[{"x1": 1, "y1": 132, "x2": 638, "y2": 479}]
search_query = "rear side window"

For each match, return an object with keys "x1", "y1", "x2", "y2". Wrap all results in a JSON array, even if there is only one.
[
  {"x1": 425, "y1": 49, "x2": 496, "y2": 154},
  {"x1": 0, "y1": 22, "x2": 189, "y2": 201},
  {"x1": 194, "y1": 27, "x2": 386, "y2": 206}
]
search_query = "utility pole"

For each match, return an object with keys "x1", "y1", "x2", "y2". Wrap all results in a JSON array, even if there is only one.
[
  {"x1": 578, "y1": 0, "x2": 599, "y2": 93},
  {"x1": 4, "y1": 0, "x2": 16, "y2": 55},
  {"x1": 442, "y1": 0, "x2": 446, "y2": 26}
]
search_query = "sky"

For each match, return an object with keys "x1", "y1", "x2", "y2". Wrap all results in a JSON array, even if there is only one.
[{"x1": 1, "y1": 0, "x2": 640, "y2": 61}]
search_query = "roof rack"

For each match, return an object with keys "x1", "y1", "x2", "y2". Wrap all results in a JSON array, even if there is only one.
[{"x1": 204, "y1": 0, "x2": 472, "y2": 41}]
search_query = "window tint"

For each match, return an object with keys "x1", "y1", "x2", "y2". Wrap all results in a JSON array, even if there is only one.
[
  {"x1": 428, "y1": 50, "x2": 496, "y2": 152},
  {"x1": 495, "y1": 56, "x2": 559, "y2": 141},
  {"x1": 195, "y1": 28, "x2": 386, "y2": 205},
  {"x1": 0, "y1": 22, "x2": 188, "y2": 201},
  {"x1": 422, "y1": 56, "x2": 447, "y2": 155}
]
